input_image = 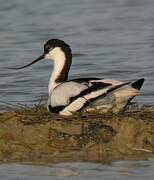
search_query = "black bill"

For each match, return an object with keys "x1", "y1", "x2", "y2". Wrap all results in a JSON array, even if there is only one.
[{"x1": 9, "y1": 54, "x2": 45, "y2": 70}]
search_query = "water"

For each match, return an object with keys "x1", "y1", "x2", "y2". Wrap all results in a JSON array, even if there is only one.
[
  {"x1": 0, "y1": 159, "x2": 154, "y2": 180},
  {"x1": 0, "y1": 0, "x2": 154, "y2": 111},
  {"x1": 0, "y1": 0, "x2": 154, "y2": 179}
]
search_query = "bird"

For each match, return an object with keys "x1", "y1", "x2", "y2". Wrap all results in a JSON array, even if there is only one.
[{"x1": 10, "y1": 39, "x2": 144, "y2": 116}]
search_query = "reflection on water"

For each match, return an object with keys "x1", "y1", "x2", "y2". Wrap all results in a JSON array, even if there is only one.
[{"x1": 0, "y1": 159, "x2": 154, "y2": 180}]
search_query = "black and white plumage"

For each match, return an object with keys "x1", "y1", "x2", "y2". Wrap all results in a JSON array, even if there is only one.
[{"x1": 11, "y1": 39, "x2": 145, "y2": 116}]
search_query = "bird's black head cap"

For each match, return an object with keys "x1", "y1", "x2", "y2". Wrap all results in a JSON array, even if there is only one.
[{"x1": 44, "y1": 39, "x2": 71, "y2": 54}]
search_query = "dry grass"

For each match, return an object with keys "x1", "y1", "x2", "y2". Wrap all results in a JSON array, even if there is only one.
[{"x1": 1, "y1": 101, "x2": 154, "y2": 125}]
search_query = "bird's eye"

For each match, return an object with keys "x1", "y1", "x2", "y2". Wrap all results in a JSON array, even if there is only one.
[
  {"x1": 48, "y1": 47, "x2": 53, "y2": 51},
  {"x1": 44, "y1": 45, "x2": 53, "y2": 53}
]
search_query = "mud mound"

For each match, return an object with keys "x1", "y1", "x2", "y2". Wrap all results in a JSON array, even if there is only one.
[{"x1": 0, "y1": 105, "x2": 154, "y2": 164}]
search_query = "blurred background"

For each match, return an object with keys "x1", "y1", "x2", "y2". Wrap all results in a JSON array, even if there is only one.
[{"x1": 0, "y1": 0, "x2": 154, "y2": 111}]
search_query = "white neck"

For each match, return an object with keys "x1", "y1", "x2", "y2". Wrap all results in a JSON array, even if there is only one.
[
  {"x1": 48, "y1": 60, "x2": 66, "y2": 94},
  {"x1": 47, "y1": 47, "x2": 68, "y2": 95}
]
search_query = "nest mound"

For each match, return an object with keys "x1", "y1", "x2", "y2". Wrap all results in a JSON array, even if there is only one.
[{"x1": 0, "y1": 105, "x2": 154, "y2": 164}]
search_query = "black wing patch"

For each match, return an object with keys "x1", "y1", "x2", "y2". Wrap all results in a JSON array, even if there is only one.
[
  {"x1": 77, "y1": 82, "x2": 131, "y2": 112},
  {"x1": 71, "y1": 77, "x2": 102, "y2": 83},
  {"x1": 106, "y1": 82, "x2": 130, "y2": 93},
  {"x1": 48, "y1": 105, "x2": 65, "y2": 113},
  {"x1": 70, "y1": 82, "x2": 112, "y2": 103}
]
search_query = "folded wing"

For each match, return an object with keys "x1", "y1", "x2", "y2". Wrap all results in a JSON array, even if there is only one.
[{"x1": 48, "y1": 77, "x2": 125, "y2": 114}]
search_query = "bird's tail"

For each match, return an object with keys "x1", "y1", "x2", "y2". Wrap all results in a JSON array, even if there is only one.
[{"x1": 131, "y1": 78, "x2": 145, "y2": 90}]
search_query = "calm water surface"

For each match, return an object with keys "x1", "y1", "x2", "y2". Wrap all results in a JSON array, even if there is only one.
[
  {"x1": 0, "y1": 0, "x2": 154, "y2": 179},
  {"x1": 0, "y1": 159, "x2": 154, "y2": 180}
]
